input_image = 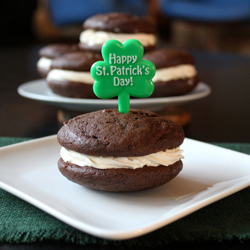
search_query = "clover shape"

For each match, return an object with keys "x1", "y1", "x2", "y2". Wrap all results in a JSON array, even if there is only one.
[{"x1": 91, "y1": 39, "x2": 156, "y2": 113}]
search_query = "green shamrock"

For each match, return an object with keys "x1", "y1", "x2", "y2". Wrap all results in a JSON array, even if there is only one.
[{"x1": 91, "y1": 39, "x2": 156, "y2": 113}]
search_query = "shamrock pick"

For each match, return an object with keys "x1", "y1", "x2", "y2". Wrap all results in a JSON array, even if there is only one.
[{"x1": 91, "y1": 39, "x2": 156, "y2": 113}]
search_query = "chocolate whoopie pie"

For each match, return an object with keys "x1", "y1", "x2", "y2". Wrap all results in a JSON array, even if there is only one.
[
  {"x1": 143, "y1": 49, "x2": 199, "y2": 97},
  {"x1": 79, "y1": 12, "x2": 157, "y2": 53},
  {"x1": 57, "y1": 109, "x2": 185, "y2": 192},
  {"x1": 46, "y1": 51, "x2": 103, "y2": 98},
  {"x1": 37, "y1": 44, "x2": 78, "y2": 78}
]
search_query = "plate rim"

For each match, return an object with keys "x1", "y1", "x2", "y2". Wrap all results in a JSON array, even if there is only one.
[{"x1": 17, "y1": 79, "x2": 211, "y2": 105}]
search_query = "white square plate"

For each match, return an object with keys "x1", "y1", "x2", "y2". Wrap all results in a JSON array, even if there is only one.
[{"x1": 0, "y1": 135, "x2": 250, "y2": 240}]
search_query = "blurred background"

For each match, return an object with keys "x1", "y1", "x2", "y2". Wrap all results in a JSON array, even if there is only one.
[
  {"x1": 2, "y1": 0, "x2": 250, "y2": 53},
  {"x1": 1, "y1": 0, "x2": 250, "y2": 141}
]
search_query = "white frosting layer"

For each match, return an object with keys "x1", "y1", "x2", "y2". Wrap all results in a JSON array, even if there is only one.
[
  {"x1": 47, "y1": 69, "x2": 94, "y2": 84},
  {"x1": 80, "y1": 29, "x2": 156, "y2": 47},
  {"x1": 60, "y1": 147, "x2": 183, "y2": 169},
  {"x1": 37, "y1": 57, "x2": 52, "y2": 71},
  {"x1": 153, "y1": 64, "x2": 197, "y2": 82}
]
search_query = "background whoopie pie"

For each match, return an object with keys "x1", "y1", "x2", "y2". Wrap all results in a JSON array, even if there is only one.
[
  {"x1": 46, "y1": 51, "x2": 103, "y2": 98},
  {"x1": 37, "y1": 44, "x2": 78, "y2": 78},
  {"x1": 79, "y1": 12, "x2": 157, "y2": 53},
  {"x1": 143, "y1": 49, "x2": 200, "y2": 97}
]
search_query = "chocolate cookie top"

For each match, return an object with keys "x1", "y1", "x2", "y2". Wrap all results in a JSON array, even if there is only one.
[
  {"x1": 83, "y1": 12, "x2": 156, "y2": 34},
  {"x1": 57, "y1": 109, "x2": 185, "y2": 157},
  {"x1": 39, "y1": 44, "x2": 78, "y2": 59},
  {"x1": 50, "y1": 51, "x2": 103, "y2": 71},
  {"x1": 143, "y1": 49, "x2": 195, "y2": 69}
]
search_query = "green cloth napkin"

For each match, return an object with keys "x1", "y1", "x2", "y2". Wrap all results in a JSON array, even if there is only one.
[{"x1": 1, "y1": 137, "x2": 250, "y2": 247}]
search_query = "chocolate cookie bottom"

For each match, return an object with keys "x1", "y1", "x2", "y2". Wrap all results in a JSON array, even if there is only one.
[
  {"x1": 48, "y1": 80, "x2": 97, "y2": 98},
  {"x1": 151, "y1": 75, "x2": 199, "y2": 97},
  {"x1": 58, "y1": 158, "x2": 183, "y2": 192},
  {"x1": 37, "y1": 66, "x2": 49, "y2": 78}
]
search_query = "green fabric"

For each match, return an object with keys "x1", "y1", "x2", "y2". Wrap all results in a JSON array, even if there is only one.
[{"x1": 1, "y1": 137, "x2": 250, "y2": 246}]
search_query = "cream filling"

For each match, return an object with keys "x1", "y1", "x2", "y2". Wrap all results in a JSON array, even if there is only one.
[
  {"x1": 60, "y1": 147, "x2": 183, "y2": 169},
  {"x1": 153, "y1": 64, "x2": 197, "y2": 82},
  {"x1": 47, "y1": 69, "x2": 94, "y2": 84},
  {"x1": 37, "y1": 57, "x2": 52, "y2": 71},
  {"x1": 80, "y1": 29, "x2": 156, "y2": 47}
]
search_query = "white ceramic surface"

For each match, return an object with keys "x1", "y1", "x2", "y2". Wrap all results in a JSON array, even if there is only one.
[
  {"x1": 17, "y1": 79, "x2": 211, "y2": 112},
  {"x1": 0, "y1": 136, "x2": 250, "y2": 240}
]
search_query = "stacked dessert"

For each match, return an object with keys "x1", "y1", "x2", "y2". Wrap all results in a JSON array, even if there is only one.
[{"x1": 37, "y1": 12, "x2": 199, "y2": 98}]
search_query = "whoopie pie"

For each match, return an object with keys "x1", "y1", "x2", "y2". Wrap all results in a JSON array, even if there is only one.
[
  {"x1": 57, "y1": 109, "x2": 185, "y2": 192},
  {"x1": 143, "y1": 49, "x2": 199, "y2": 97},
  {"x1": 37, "y1": 44, "x2": 78, "y2": 78},
  {"x1": 46, "y1": 51, "x2": 103, "y2": 98},
  {"x1": 79, "y1": 12, "x2": 157, "y2": 53}
]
